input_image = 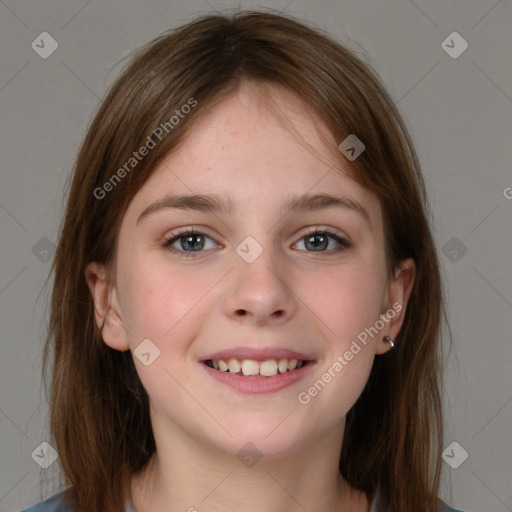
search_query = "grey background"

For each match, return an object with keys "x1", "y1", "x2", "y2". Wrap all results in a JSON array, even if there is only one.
[{"x1": 0, "y1": 0, "x2": 511, "y2": 511}]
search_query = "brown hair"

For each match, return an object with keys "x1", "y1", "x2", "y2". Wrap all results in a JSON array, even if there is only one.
[{"x1": 43, "y1": 9, "x2": 446, "y2": 512}]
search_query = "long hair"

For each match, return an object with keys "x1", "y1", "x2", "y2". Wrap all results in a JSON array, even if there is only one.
[{"x1": 43, "y1": 10, "x2": 446, "y2": 512}]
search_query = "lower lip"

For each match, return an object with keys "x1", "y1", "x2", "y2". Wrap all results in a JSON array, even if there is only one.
[{"x1": 200, "y1": 361, "x2": 316, "y2": 394}]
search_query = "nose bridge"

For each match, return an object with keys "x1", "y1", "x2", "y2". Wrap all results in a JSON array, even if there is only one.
[{"x1": 224, "y1": 234, "x2": 296, "y2": 324}]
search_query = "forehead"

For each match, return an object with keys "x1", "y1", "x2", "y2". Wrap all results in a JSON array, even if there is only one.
[
  {"x1": 180, "y1": 81, "x2": 341, "y2": 168},
  {"x1": 123, "y1": 82, "x2": 382, "y2": 226}
]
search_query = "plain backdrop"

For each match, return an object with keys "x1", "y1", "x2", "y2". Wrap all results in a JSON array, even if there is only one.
[{"x1": 0, "y1": 1, "x2": 511, "y2": 511}]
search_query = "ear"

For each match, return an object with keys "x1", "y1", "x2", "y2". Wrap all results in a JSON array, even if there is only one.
[
  {"x1": 85, "y1": 262, "x2": 130, "y2": 351},
  {"x1": 375, "y1": 258, "x2": 416, "y2": 355}
]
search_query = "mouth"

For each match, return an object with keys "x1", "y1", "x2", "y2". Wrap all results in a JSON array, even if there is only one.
[
  {"x1": 199, "y1": 350, "x2": 316, "y2": 394},
  {"x1": 202, "y1": 357, "x2": 311, "y2": 377}
]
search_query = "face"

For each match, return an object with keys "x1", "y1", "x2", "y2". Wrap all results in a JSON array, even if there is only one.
[{"x1": 87, "y1": 83, "x2": 414, "y2": 458}]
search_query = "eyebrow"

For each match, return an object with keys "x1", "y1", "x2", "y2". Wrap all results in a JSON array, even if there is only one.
[
  {"x1": 283, "y1": 192, "x2": 370, "y2": 225},
  {"x1": 137, "y1": 193, "x2": 236, "y2": 225},
  {"x1": 136, "y1": 192, "x2": 371, "y2": 226}
]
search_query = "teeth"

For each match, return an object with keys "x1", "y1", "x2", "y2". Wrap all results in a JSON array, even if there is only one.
[
  {"x1": 278, "y1": 359, "x2": 288, "y2": 373},
  {"x1": 228, "y1": 358, "x2": 241, "y2": 373},
  {"x1": 287, "y1": 359, "x2": 298, "y2": 371},
  {"x1": 208, "y1": 357, "x2": 306, "y2": 376},
  {"x1": 241, "y1": 359, "x2": 259, "y2": 376},
  {"x1": 260, "y1": 360, "x2": 278, "y2": 377}
]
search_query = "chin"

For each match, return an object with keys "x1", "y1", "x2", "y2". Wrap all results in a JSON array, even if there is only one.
[{"x1": 214, "y1": 415, "x2": 309, "y2": 458}]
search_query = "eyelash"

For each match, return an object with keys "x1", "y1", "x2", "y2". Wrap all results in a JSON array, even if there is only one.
[{"x1": 161, "y1": 227, "x2": 351, "y2": 258}]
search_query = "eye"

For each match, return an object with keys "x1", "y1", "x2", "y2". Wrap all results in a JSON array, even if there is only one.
[
  {"x1": 293, "y1": 229, "x2": 351, "y2": 253},
  {"x1": 162, "y1": 228, "x2": 218, "y2": 257},
  {"x1": 162, "y1": 227, "x2": 350, "y2": 258}
]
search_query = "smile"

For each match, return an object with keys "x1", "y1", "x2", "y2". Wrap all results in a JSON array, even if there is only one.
[
  {"x1": 200, "y1": 352, "x2": 316, "y2": 394},
  {"x1": 205, "y1": 358, "x2": 308, "y2": 377}
]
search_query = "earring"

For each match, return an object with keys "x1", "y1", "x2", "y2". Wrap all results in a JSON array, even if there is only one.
[{"x1": 384, "y1": 336, "x2": 395, "y2": 348}]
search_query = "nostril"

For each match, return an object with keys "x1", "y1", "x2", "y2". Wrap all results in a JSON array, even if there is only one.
[{"x1": 235, "y1": 309, "x2": 247, "y2": 316}]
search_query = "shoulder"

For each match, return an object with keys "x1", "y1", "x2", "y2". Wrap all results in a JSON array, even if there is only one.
[
  {"x1": 372, "y1": 495, "x2": 465, "y2": 512},
  {"x1": 439, "y1": 500, "x2": 465, "y2": 512},
  {"x1": 20, "y1": 491, "x2": 136, "y2": 512},
  {"x1": 19, "y1": 491, "x2": 73, "y2": 512}
]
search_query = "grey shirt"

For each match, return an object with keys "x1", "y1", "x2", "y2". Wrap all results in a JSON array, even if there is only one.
[{"x1": 21, "y1": 490, "x2": 464, "y2": 512}]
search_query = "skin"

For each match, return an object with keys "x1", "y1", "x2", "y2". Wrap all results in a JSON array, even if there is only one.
[{"x1": 86, "y1": 82, "x2": 415, "y2": 512}]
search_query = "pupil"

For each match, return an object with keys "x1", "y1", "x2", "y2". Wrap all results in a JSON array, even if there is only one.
[
  {"x1": 182, "y1": 234, "x2": 204, "y2": 251},
  {"x1": 307, "y1": 234, "x2": 327, "y2": 251}
]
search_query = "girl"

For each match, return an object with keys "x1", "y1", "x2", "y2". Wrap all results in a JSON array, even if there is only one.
[{"x1": 23, "y1": 10, "x2": 462, "y2": 512}]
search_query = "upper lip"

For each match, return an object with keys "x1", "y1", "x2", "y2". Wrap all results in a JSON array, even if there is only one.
[{"x1": 201, "y1": 346, "x2": 317, "y2": 362}]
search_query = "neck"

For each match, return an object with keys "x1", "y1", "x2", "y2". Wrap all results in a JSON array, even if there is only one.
[{"x1": 128, "y1": 409, "x2": 369, "y2": 512}]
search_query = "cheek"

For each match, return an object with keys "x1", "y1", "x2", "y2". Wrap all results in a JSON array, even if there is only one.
[
  {"x1": 118, "y1": 259, "x2": 216, "y2": 350},
  {"x1": 303, "y1": 263, "x2": 386, "y2": 350},
  {"x1": 295, "y1": 265, "x2": 386, "y2": 416},
  {"x1": 118, "y1": 262, "x2": 217, "y2": 404},
  {"x1": 296, "y1": 268, "x2": 382, "y2": 420}
]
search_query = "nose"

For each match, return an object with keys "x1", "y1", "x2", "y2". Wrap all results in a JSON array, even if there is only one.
[{"x1": 223, "y1": 245, "x2": 298, "y2": 326}]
